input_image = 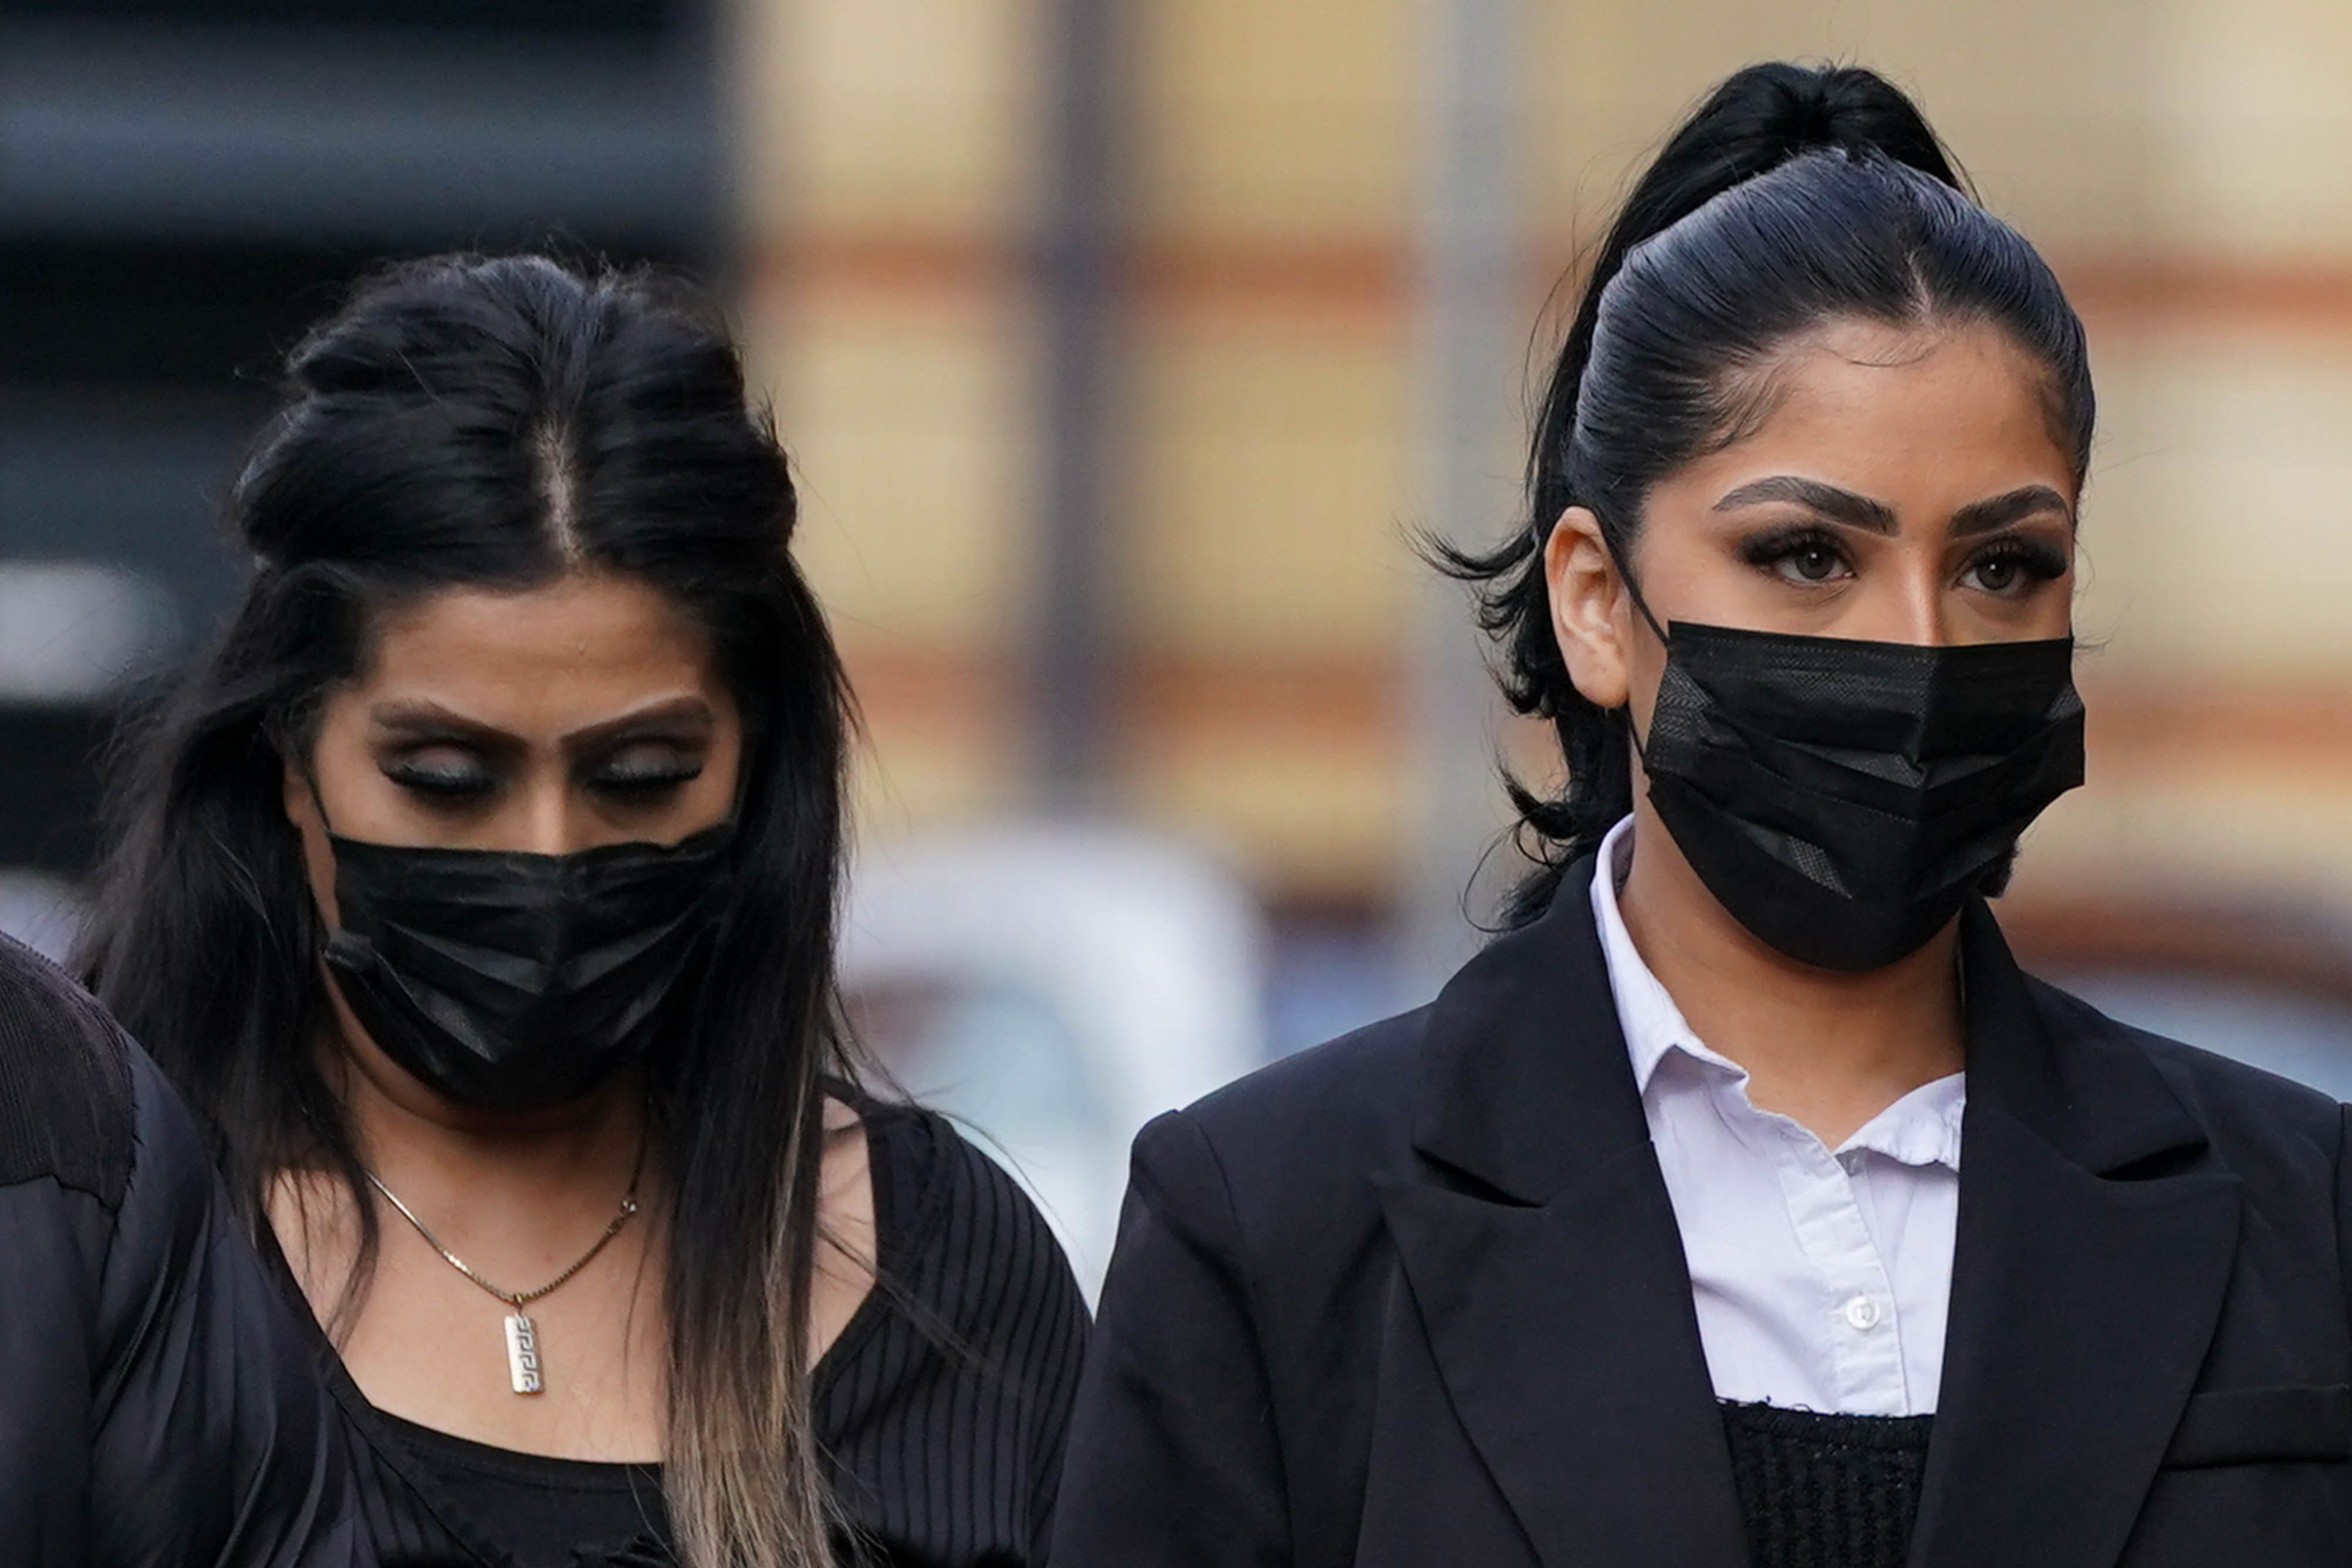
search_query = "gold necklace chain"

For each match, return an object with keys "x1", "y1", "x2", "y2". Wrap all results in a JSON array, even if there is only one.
[{"x1": 364, "y1": 1143, "x2": 646, "y2": 1310}]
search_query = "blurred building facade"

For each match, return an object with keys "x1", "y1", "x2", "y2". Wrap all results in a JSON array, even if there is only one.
[
  {"x1": 744, "y1": 0, "x2": 2352, "y2": 1003},
  {"x1": 9, "y1": 0, "x2": 2352, "y2": 1050},
  {"x1": 0, "y1": 0, "x2": 725, "y2": 931}
]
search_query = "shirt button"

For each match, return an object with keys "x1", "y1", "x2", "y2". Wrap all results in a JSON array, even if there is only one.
[{"x1": 1843, "y1": 1295, "x2": 1883, "y2": 1331}]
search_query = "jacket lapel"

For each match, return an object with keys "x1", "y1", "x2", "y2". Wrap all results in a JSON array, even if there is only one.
[
  {"x1": 1384, "y1": 863, "x2": 1748, "y2": 1568},
  {"x1": 1910, "y1": 905, "x2": 2241, "y2": 1568}
]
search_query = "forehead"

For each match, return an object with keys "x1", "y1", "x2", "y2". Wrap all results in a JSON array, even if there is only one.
[
  {"x1": 354, "y1": 573, "x2": 719, "y2": 709},
  {"x1": 1690, "y1": 317, "x2": 2076, "y2": 509}
]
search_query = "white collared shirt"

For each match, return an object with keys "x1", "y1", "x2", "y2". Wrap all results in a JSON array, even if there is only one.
[{"x1": 1589, "y1": 816, "x2": 1964, "y2": 1415}]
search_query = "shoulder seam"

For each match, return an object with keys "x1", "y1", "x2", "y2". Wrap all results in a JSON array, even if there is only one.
[{"x1": 0, "y1": 939, "x2": 135, "y2": 1207}]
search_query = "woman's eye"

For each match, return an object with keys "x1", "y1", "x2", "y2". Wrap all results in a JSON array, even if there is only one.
[
  {"x1": 1961, "y1": 539, "x2": 2068, "y2": 597},
  {"x1": 1738, "y1": 527, "x2": 1854, "y2": 588},
  {"x1": 1972, "y1": 556, "x2": 2020, "y2": 593},
  {"x1": 1753, "y1": 536, "x2": 1851, "y2": 586},
  {"x1": 1779, "y1": 543, "x2": 1846, "y2": 584},
  {"x1": 383, "y1": 753, "x2": 496, "y2": 799},
  {"x1": 587, "y1": 748, "x2": 704, "y2": 799}
]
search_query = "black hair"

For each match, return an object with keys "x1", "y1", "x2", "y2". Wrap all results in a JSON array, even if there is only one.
[
  {"x1": 76, "y1": 254, "x2": 852, "y2": 1567},
  {"x1": 1440, "y1": 61, "x2": 2094, "y2": 925}
]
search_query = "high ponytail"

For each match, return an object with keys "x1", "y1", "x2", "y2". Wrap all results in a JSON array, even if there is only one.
[{"x1": 1437, "y1": 62, "x2": 2091, "y2": 925}]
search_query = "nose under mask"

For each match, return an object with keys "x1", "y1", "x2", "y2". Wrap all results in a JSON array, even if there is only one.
[
  {"x1": 1610, "y1": 559, "x2": 2084, "y2": 971},
  {"x1": 318, "y1": 819, "x2": 736, "y2": 1110}
]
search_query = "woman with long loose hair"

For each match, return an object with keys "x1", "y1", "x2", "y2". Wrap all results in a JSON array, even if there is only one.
[
  {"x1": 78, "y1": 254, "x2": 1086, "y2": 1568},
  {"x1": 1053, "y1": 63, "x2": 2352, "y2": 1568}
]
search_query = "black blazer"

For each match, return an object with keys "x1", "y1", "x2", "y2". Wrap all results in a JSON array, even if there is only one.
[{"x1": 1050, "y1": 863, "x2": 2352, "y2": 1567}]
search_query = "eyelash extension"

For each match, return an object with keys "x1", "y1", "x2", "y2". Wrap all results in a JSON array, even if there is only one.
[
  {"x1": 384, "y1": 762, "x2": 497, "y2": 799},
  {"x1": 1965, "y1": 535, "x2": 2070, "y2": 582},
  {"x1": 1734, "y1": 526, "x2": 2067, "y2": 587},
  {"x1": 1736, "y1": 523, "x2": 1850, "y2": 573},
  {"x1": 588, "y1": 761, "x2": 705, "y2": 796}
]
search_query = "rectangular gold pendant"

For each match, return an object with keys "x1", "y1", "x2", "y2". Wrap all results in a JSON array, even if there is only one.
[{"x1": 504, "y1": 1313, "x2": 543, "y2": 1395}]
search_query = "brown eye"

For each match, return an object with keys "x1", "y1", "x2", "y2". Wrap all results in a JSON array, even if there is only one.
[
  {"x1": 1961, "y1": 538, "x2": 2067, "y2": 597},
  {"x1": 1784, "y1": 544, "x2": 1841, "y2": 582},
  {"x1": 1738, "y1": 526, "x2": 1854, "y2": 588},
  {"x1": 1769, "y1": 540, "x2": 1851, "y2": 586},
  {"x1": 1972, "y1": 556, "x2": 2019, "y2": 593}
]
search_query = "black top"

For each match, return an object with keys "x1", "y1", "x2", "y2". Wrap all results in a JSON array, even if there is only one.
[
  {"x1": 0, "y1": 935, "x2": 363, "y2": 1567},
  {"x1": 1718, "y1": 1403, "x2": 1932, "y2": 1568},
  {"x1": 319, "y1": 1098, "x2": 1089, "y2": 1567},
  {"x1": 1051, "y1": 868, "x2": 2352, "y2": 1568},
  {"x1": 371, "y1": 1418, "x2": 663, "y2": 1567}
]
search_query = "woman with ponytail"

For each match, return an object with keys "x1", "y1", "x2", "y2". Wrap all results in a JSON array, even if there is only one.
[{"x1": 1053, "y1": 63, "x2": 2352, "y2": 1568}]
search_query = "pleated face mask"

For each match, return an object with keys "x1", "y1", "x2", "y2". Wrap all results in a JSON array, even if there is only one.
[
  {"x1": 1633, "y1": 621, "x2": 2084, "y2": 971},
  {"x1": 321, "y1": 823, "x2": 735, "y2": 1110}
]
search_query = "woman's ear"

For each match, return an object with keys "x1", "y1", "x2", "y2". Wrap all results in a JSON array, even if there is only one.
[
  {"x1": 282, "y1": 754, "x2": 315, "y2": 834},
  {"x1": 281, "y1": 753, "x2": 343, "y2": 928},
  {"x1": 1543, "y1": 506, "x2": 1633, "y2": 710}
]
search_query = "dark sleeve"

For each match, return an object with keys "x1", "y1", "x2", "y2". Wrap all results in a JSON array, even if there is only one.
[
  {"x1": 0, "y1": 940, "x2": 362, "y2": 1560},
  {"x1": 979, "y1": 1146, "x2": 1089, "y2": 1566},
  {"x1": 86, "y1": 1048, "x2": 363, "y2": 1567},
  {"x1": 929, "y1": 1120, "x2": 1091, "y2": 1566},
  {"x1": 0, "y1": 938, "x2": 359, "y2": 1568},
  {"x1": 2337, "y1": 1103, "x2": 2351, "y2": 1334},
  {"x1": 1050, "y1": 1110, "x2": 1293, "y2": 1568},
  {"x1": 822, "y1": 1107, "x2": 1089, "y2": 1568}
]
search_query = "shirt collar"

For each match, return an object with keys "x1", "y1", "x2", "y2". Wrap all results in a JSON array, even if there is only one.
[
  {"x1": 1588, "y1": 815, "x2": 1716, "y2": 1096},
  {"x1": 1587, "y1": 815, "x2": 1965, "y2": 1170},
  {"x1": 1844, "y1": 1074, "x2": 1967, "y2": 1168}
]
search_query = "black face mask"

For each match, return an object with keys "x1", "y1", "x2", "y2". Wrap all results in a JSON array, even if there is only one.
[
  {"x1": 321, "y1": 823, "x2": 735, "y2": 1110},
  {"x1": 1630, "y1": 617, "x2": 2084, "y2": 972}
]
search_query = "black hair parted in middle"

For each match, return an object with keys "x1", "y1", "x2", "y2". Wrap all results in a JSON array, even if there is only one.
[
  {"x1": 1438, "y1": 61, "x2": 2095, "y2": 926},
  {"x1": 76, "y1": 254, "x2": 859, "y2": 1568}
]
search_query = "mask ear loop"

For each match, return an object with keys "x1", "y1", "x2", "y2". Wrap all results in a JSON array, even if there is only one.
[
  {"x1": 288, "y1": 763, "x2": 370, "y2": 971},
  {"x1": 299, "y1": 768, "x2": 340, "y2": 839}
]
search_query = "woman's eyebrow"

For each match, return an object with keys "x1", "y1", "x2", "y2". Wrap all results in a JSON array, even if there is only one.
[
  {"x1": 367, "y1": 700, "x2": 522, "y2": 751},
  {"x1": 562, "y1": 696, "x2": 715, "y2": 755},
  {"x1": 1949, "y1": 484, "x2": 2073, "y2": 536},
  {"x1": 1711, "y1": 475, "x2": 1898, "y2": 533}
]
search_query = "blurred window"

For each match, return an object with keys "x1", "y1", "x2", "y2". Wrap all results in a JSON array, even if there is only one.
[
  {"x1": 2, "y1": 1, "x2": 681, "y2": 33},
  {"x1": 841, "y1": 826, "x2": 1267, "y2": 1297},
  {"x1": 2009, "y1": 897, "x2": 2352, "y2": 1102},
  {"x1": 2055, "y1": 971, "x2": 2352, "y2": 1102}
]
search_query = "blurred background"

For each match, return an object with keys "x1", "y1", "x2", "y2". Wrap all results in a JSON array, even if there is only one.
[{"x1": 9, "y1": 0, "x2": 2352, "y2": 1290}]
